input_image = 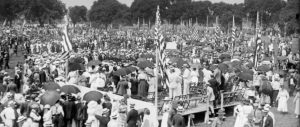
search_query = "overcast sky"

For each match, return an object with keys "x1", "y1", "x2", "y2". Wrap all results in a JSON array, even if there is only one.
[{"x1": 61, "y1": 0, "x2": 244, "y2": 9}]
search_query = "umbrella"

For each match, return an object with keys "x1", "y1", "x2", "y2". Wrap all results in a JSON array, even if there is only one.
[
  {"x1": 257, "y1": 65, "x2": 271, "y2": 72},
  {"x1": 43, "y1": 82, "x2": 61, "y2": 91},
  {"x1": 238, "y1": 73, "x2": 253, "y2": 81},
  {"x1": 60, "y1": 85, "x2": 80, "y2": 94},
  {"x1": 260, "y1": 81, "x2": 273, "y2": 95},
  {"x1": 113, "y1": 68, "x2": 128, "y2": 76},
  {"x1": 219, "y1": 54, "x2": 231, "y2": 60},
  {"x1": 87, "y1": 60, "x2": 101, "y2": 67},
  {"x1": 137, "y1": 60, "x2": 154, "y2": 69},
  {"x1": 40, "y1": 91, "x2": 60, "y2": 106},
  {"x1": 68, "y1": 63, "x2": 85, "y2": 72},
  {"x1": 126, "y1": 66, "x2": 138, "y2": 73},
  {"x1": 218, "y1": 63, "x2": 229, "y2": 72},
  {"x1": 83, "y1": 91, "x2": 103, "y2": 102}
]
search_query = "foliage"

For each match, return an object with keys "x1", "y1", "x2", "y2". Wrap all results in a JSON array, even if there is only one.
[
  {"x1": 69, "y1": 6, "x2": 88, "y2": 25},
  {"x1": 88, "y1": 0, "x2": 130, "y2": 28},
  {"x1": 0, "y1": 0, "x2": 67, "y2": 27},
  {"x1": 279, "y1": 0, "x2": 299, "y2": 34}
]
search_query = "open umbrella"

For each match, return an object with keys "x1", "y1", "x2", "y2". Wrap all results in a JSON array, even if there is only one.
[
  {"x1": 112, "y1": 68, "x2": 128, "y2": 76},
  {"x1": 218, "y1": 63, "x2": 229, "y2": 72},
  {"x1": 257, "y1": 65, "x2": 271, "y2": 72},
  {"x1": 43, "y1": 82, "x2": 61, "y2": 91},
  {"x1": 60, "y1": 85, "x2": 80, "y2": 94},
  {"x1": 68, "y1": 63, "x2": 85, "y2": 72},
  {"x1": 137, "y1": 60, "x2": 154, "y2": 69},
  {"x1": 40, "y1": 91, "x2": 60, "y2": 106},
  {"x1": 238, "y1": 72, "x2": 253, "y2": 81},
  {"x1": 126, "y1": 66, "x2": 138, "y2": 73},
  {"x1": 87, "y1": 60, "x2": 101, "y2": 67},
  {"x1": 83, "y1": 91, "x2": 103, "y2": 102}
]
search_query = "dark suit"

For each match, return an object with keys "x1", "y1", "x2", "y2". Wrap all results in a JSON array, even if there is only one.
[
  {"x1": 39, "y1": 70, "x2": 46, "y2": 83},
  {"x1": 95, "y1": 115, "x2": 110, "y2": 127},
  {"x1": 127, "y1": 109, "x2": 139, "y2": 127},
  {"x1": 172, "y1": 114, "x2": 185, "y2": 127},
  {"x1": 14, "y1": 74, "x2": 21, "y2": 93},
  {"x1": 261, "y1": 115, "x2": 273, "y2": 127},
  {"x1": 63, "y1": 101, "x2": 76, "y2": 127}
]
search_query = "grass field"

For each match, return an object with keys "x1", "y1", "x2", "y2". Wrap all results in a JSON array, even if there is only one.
[{"x1": 6, "y1": 50, "x2": 300, "y2": 127}]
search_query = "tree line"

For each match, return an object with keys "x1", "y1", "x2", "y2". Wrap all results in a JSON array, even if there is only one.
[{"x1": 0, "y1": 0, "x2": 299, "y2": 34}]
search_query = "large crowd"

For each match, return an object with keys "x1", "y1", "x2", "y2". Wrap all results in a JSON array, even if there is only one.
[{"x1": 0, "y1": 23, "x2": 299, "y2": 127}]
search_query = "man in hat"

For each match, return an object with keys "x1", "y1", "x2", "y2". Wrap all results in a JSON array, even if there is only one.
[
  {"x1": 172, "y1": 106, "x2": 185, "y2": 127},
  {"x1": 0, "y1": 101, "x2": 17, "y2": 127},
  {"x1": 261, "y1": 106, "x2": 274, "y2": 127},
  {"x1": 107, "y1": 112, "x2": 118, "y2": 127},
  {"x1": 127, "y1": 103, "x2": 139, "y2": 127},
  {"x1": 95, "y1": 108, "x2": 110, "y2": 127},
  {"x1": 250, "y1": 101, "x2": 263, "y2": 127}
]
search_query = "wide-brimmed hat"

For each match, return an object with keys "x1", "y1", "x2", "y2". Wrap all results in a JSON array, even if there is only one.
[
  {"x1": 102, "y1": 108, "x2": 110, "y2": 114},
  {"x1": 111, "y1": 112, "x2": 118, "y2": 119},
  {"x1": 44, "y1": 104, "x2": 50, "y2": 109},
  {"x1": 163, "y1": 97, "x2": 171, "y2": 101},
  {"x1": 130, "y1": 103, "x2": 135, "y2": 108}
]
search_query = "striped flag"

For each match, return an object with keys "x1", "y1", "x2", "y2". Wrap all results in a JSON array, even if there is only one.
[
  {"x1": 61, "y1": 25, "x2": 73, "y2": 52},
  {"x1": 254, "y1": 11, "x2": 262, "y2": 68},
  {"x1": 155, "y1": 6, "x2": 169, "y2": 89},
  {"x1": 231, "y1": 15, "x2": 236, "y2": 56},
  {"x1": 214, "y1": 16, "x2": 221, "y2": 41}
]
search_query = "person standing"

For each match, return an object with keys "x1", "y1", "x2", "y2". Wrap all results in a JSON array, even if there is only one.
[
  {"x1": 261, "y1": 107, "x2": 273, "y2": 127},
  {"x1": 172, "y1": 106, "x2": 185, "y2": 127},
  {"x1": 276, "y1": 86, "x2": 289, "y2": 113},
  {"x1": 137, "y1": 76, "x2": 149, "y2": 99},
  {"x1": 182, "y1": 64, "x2": 191, "y2": 95},
  {"x1": 168, "y1": 69, "x2": 181, "y2": 99},
  {"x1": 127, "y1": 104, "x2": 139, "y2": 127},
  {"x1": 95, "y1": 108, "x2": 110, "y2": 127},
  {"x1": 0, "y1": 101, "x2": 17, "y2": 127},
  {"x1": 117, "y1": 76, "x2": 129, "y2": 96},
  {"x1": 43, "y1": 105, "x2": 53, "y2": 127},
  {"x1": 29, "y1": 103, "x2": 41, "y2": 127},
  {"x1": 293, "y1": 89, "x2": 300, "y2": 118},
  {"x1": 107, "y1": 113, "x2": 119, "y2": 127},
  {"x1": 271, "y1": 77, "x2": 281, "y2": 107}
]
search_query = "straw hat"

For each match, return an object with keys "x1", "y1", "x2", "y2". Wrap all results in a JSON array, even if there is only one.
[
  {"x1": 44, "y1": 104, "x2": 50, "y2": 109},
  {"x1": 130, "y1": 103, "x2": 135, "y2": 108},
  {"x1": 111, "y1": 112, "x2": 118, "y2": 119},
  {"x1": 177, "y1": 106, "x2": 184, "y2": 112},
  {"x1": 17, "y1": 116, "x2": 27, "y2": 123}
]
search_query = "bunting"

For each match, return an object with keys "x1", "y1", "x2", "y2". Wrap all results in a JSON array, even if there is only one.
[{"x1": 155, "y1": 6, "x2": 169, "y2": 89}]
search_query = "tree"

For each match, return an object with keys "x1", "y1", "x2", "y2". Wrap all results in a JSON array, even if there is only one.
[
  {"x1": 88, "y1": 0, "x2": 130, "y2": 28},
  {"x1": 24, "y1": 0, "x2": 67, "y2": 26},
  {"x1": 0, "y1": 0, "x2": 24, "y2": 26},
  {"x1": 279, "y1": 0, "x2": 299, "y2": 34},
  {"x1": 69, "y1": 6, "x2": 87, "y2": 25}
]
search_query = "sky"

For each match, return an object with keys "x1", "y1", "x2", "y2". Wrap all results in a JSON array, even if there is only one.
[{"x1": 61, "y1": 0, "x2": 244, "y2": 9}]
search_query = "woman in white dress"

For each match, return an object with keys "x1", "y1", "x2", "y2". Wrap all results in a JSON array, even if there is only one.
[
  {"x1": 276, "y1": 86, "x2": 289, "y2": 112},
  {"x1": 234, "y1": 100, "x2": 253, "y2": 127},
  {"x1": 168, "y1": 69, "x2": 182, "y2": 98},
  {"x1": 293, "y1": 89, "x2": 300, "y2": 117},
  {"x1": 68, "y1": 71, "x2": 78, "y2": 85},
  {"x1": 190, "y1": 68, "x2": 199, "y2": 86}
]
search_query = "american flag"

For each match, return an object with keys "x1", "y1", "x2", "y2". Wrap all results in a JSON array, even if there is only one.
[
  {"x1": 231, "y1": 15, "x2": 236, "y2": 56},
  {"x1": 254, "y1": 11, "x2": 262, "y2": 68},
  {"x1": 155, "y1": 6, "x2": 169, "y2": 89},
  {"x1": 214, "y1": 16, "x2": 221, "y2": 41}
]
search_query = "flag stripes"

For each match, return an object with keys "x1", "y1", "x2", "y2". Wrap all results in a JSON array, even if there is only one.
[
  {"x1": 61, "y1": 25, "x2": 73, "y2": 52},
  {"x1": 155, "y1": 6, "x2": 169, "y2": 88},
  {"x1": 254, "y1": 11, "x2": 261, "y2": 68}
]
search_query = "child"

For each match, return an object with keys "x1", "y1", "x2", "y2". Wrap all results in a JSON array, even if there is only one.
[{"x1": 293, "y1": 88, "x2": 300, "y2": 118}]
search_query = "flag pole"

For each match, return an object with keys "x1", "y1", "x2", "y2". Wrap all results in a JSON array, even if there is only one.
[{"x1": 154, "y1": 6, "x2": 160, "y2": 122}]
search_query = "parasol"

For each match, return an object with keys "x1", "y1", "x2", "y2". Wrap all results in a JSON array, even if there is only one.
[
  {"x1": 43, "y1": 82, "x2": 61, "y2": 91},
  {"x1": 219, "y1": 54, "x2": 231, "y2": 60},
  {"x1": 87, "y1": 60, "x2": 101, "y2": 67},
  {"x1": 60, "y1": 85, "x2": 80, "y2": 94},
  {"x1": 260, "y1": 81, "x2": 273, "y2": 95},
  {"x1": 137, "y1": 60, "x2": 154, "y2": 69},
  {"x1": 257, "y1": 65, "x2": 271, "y2": 72},
  {"x1": 83, "y1": 91, "x2": 103, "y2": 102},
  {"x1": 68, "y1": 63, "x2": 85, "y2": 72},
  {"x1": 40, "y1": 91, "x2": 60, "y2": 106},
  {"x1": 112, "y1": 68, "x2": 128, "y2": 76},
  {"x1": 126, "y1": 66, "x2": 138, "y2": 73},
  {"x1": 238, "y1": 72, "x2": 253, "y2": 81},
  {"x1": 218, "y1": 63, "x2": 229, "y2": 72}
]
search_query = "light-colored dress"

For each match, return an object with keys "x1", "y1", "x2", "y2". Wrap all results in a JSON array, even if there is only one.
[
  {"x1": 68, "y1": 71, "x2": 78, "y2": 84},
  {"x1": 277, "y1": 89, "x2": 289, "y2": 112},
  {"x1": 161, "y1": 112, "x2": 169, "y2": 127},
  {"x1": 234, "y1": 105, "x2": 253, "y2": 127},
  {"x1": 294, "y1": 92, "x2": 300, "y2": 115}
]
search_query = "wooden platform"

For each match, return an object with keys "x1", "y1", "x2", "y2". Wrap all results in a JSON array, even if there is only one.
[{"x1": 157, "y1": 101, "x2": 240, "y2": 120}]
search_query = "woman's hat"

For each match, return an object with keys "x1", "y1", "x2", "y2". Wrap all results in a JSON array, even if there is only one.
[
  {"x1": 130, "y1": 103, "x2": 135, "y2": 108},
  {"x1": 111, "y1": 112, "x2": 118, "y2": 119},
  {"x1": 163, "y1": 97, "x2": 171, "y2": 101},
  {"x1": 102, "y1": 108, "x2": 110, "y2": 114}
]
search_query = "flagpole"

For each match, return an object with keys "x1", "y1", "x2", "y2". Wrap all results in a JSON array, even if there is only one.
[{"x1": 154, "y1": 6, "x2": 160, "y2": 122}]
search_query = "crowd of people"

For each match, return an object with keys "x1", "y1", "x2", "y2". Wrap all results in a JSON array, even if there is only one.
[{"x1": 0, "y1": 21, "x2": 299, "y2": 127}]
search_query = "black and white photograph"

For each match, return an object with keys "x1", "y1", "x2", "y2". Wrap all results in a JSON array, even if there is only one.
[{"x1": 0, "y1": 0, "x2": 299, "y2": 127}]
